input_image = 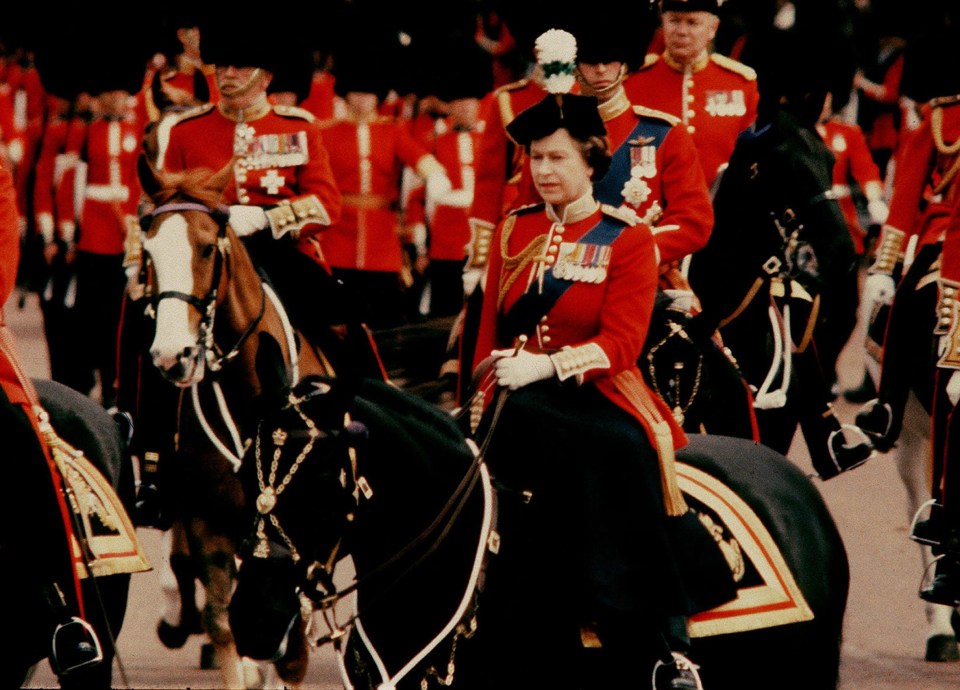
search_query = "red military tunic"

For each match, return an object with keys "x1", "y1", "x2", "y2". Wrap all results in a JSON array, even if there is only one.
[
  {"x1": 317, "y1": 114, "x2": 441, "y2": 272},
  {"x1": 816, "y1": 117, "x2": 884, "y2": 255},
  {"x1": 159, "y1": 99, "x2": 342, "y2": 266},
  {"x1": 405, "y1": 117, "x2": 486, "y2": 263},
  {"x1": 624, "y1": 51, "x2": 759, "y2": 188},
  {"x1": 511, "y1": 87, "x2": 713, "y2": 267},
  {"x1": 300, "y1": 71, "x2": 338, "y2": 122},
  {"x1": 33, "y1": 113, "x2": 71, "y2": 245},
  {"x1": 871, "y1": 95, "x2": 960, "y2": 275},
  {"x1": 57, "y1": 111, "x2": 143, "y2": 255},
  {"x1": 472, "y1": 197, "x2": 687, "y2": 453}
]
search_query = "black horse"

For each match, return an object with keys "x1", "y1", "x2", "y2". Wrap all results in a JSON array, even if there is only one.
[
  {"x1": 686, "y1": 101, "x2": 872, "y2": 479},
  {"x1": 228, "y1": 372, "x2": 848, "y2": 690},
  {"x1": 9, "y1": 379, "x2": 135, "y2": 689}
]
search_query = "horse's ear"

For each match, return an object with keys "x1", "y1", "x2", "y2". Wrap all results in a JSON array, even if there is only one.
[
  {"x1": 205, "y1": 158, "x2": 237, "y2": 197},
  {"x1": 137, "y1": 154, "x2": 163, "y2": 200}
]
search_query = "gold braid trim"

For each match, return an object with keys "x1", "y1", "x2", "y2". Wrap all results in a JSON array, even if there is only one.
[
  {"x1": 496, "y1": 215, "x2": 547, "y2": 310},
  {"x1": 549, "y1": 343, "x2": 611, "y2": 385},
  {"x1": 869, "y1": 225, "x2": 906, "y2": 275},
  {"x1": 718, "y1": 277, "x2": 765, "y2": 329},
  {"x1": 935, "y1": 278, "x2": 960, "y2": 335},
  {"x1": 612, "y1": 369, "x2": 688, "y2": 517},
  {"x1": 932, "y1": 106, "x2": 960, "y2": 195},
  {"x1": 939, "y1": 297, "x2": 960, "y2": 370},
  {"x1": 794, "y1": 293, "x2": 820, "y2": 354}
]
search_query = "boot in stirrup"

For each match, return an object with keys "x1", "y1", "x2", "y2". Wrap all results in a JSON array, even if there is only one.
[{"x1": 911, "y1": 500, "x2": 944, "y2": 547}]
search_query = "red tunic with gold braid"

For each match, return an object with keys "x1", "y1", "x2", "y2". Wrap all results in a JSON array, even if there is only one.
[
  {"x1": 159, "y1": 100, "x2": 342, "y2": 267},
  {"x1": 816, "y1": 117, "x2": 884, "y2": 255},
  {"x1": 870, "y1": 96, "x2": 960, "y2": 277},
  {"x1": 510, "y1": 87, "x2": 714, "y2": 267},
  {"x1": 317, "y1": 114, "x2": 443, "y2": 272},
  {"x1": 624, "y1": 51, "x2": 759, "y2": 188},
  {"x1": 472, "y1": 198, "x2": 687, "y2": 453}
]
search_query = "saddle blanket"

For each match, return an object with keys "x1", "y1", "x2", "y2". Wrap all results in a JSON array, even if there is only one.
[{"x1": 677, "y1": 462, "x2": 814, "y2": 638}]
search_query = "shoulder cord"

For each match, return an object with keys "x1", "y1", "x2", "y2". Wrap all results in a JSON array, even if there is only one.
[
  {"x1": 932, "y1": 106, "x2": 960, "y2": 195},
  {"x1": 496, "y1": 215, "x2": 547, "y2": 310}
]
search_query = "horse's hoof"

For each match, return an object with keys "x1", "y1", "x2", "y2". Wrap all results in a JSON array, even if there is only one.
[
  {"x1": 925, "y1": 634, "x2": 960, "y2": 662},
  {"x1": 157, "y1": 620, "x2": 190, "y2": 650},
  {"x1": 200, "y1": 642, "x2": 220, "y2": 670}
]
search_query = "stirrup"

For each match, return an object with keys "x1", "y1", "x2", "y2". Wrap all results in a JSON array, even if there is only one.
[
  {"x1": 919, "y1": 555, "x2": 960, "y2": 608},
  {"x1": 652, "y1": 652, "x2": 704, "y2": 690},
  {"x1": 813, "y1": 425, "x2": 875, "y2": 480},
  {"x1": 910, "y1": 499, "x2": 943, "y2": 547},
  {"x1": 51, "y1": 616, "x2": 103, "y2": 676},
  {"x1": 854, "y1": 399, "x2": 896, "y2": 451}
]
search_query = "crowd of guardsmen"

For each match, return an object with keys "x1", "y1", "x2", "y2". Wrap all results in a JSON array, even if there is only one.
[{"x1": 5, "y1": 0, "x2": 960, "y2": 675}]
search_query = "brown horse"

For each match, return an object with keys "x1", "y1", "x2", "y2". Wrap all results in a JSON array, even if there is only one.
[{"x1": 132, "y1": 161, "x2": 332, "y2": 687}]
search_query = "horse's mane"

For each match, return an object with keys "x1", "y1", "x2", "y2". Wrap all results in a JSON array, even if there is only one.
[{"x1": 152, "y1": 168, "x2": 227, "y2": 210}]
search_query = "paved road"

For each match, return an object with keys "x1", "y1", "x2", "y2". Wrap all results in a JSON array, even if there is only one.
[{"x1": 8, "y1": 289, "x2": 960, "y2": 689}]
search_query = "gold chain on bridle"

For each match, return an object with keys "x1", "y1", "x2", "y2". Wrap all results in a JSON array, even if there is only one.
[
  {"x1": 645, "y1": 318, "x2": 704, "y2": 427},
  {"x1": 252, "y1": 395, "x2": 325, "y2": 562}
]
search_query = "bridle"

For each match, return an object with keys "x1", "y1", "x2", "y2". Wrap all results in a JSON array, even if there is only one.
[
  {"x1": 143, "y1": 201, "x2": 267, "y2": 375},
  {"x1": 244, "y1": 381, "x2": 496, "y2": 688}
]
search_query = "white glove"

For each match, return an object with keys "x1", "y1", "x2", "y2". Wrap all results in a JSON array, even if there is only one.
[
  {"x1": 228, "y1": 205, "x2": 270, "y2": 237},
  {"x1": 491, "y1": 349, "x2": 556, "y2": 390},
  {"x1": 425, "y1": 171, "x2": 454, "y2": 222},
  {"x1": 862, "y1": 273, "x2": 896, "y2": 308},
  {"x1": 463, "y1": 267, "x2": 484, "y2": 297},
  {"x1": 867, "y1": 198, "x2": 889, "y2": 225}
]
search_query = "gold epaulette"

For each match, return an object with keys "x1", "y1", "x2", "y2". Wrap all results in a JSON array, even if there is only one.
[
  {"x1": 600, "y1": 203, "x2": 640, "y2": 226},
  {"x1": 632, "y1": 104, "x2": 681, "y2": 127},
  {"x1": 494, "y1": 78, "x2": 531, "y2": 96},
  {"x1": 507, "y1": 202, "x2": 544, "y2": 217},
  {"x1": 272, "y1": 104, "x2": 317, "y2": 123},
  {"x1": 171, "y1": 103, "x2": 214, "y2": 126},
  {"x1": 639, "y1": 54, "x2": 660, "y2": 71},
  {"x1": 869, "y1": 224, "x2": 906, "y2": 275},
  {"x1": 935, "y1": 278, "x2": 960, "y2": 335},
  {"x1": 711, "y1": 53, "x2": 757, "y2": 81},
  {"x1": 929, "y1": 94, "x2": 960, "y2": 108}
]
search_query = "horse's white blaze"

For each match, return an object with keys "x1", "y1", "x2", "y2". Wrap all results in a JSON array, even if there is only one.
[{"x1": 145, "y1": 215, "x2": 198, "y2": 370}]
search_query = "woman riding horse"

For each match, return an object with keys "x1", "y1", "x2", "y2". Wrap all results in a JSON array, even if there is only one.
[
  {"x1": 468, "y1": 88, "x2": 734, "y2": 689},
  {"x1": 0, "y1": 163, "x2": 104, "y2": 682}
]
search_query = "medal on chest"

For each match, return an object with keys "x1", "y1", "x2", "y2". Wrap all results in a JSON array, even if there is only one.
[
  {"x1": 553, "y1": 241, "x2": 612, "y2": 284},
  {"x1": 705, "y1": 90, "x2": 747, "y2": 117}
]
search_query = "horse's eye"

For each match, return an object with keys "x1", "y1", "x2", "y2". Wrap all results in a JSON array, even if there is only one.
[{"x1": 202, "y1": 244, "x2": 215, "y2": 259}]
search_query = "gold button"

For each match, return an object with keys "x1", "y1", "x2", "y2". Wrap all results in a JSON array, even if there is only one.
[
  {"x1": 540, "y1": 315, "x2": 548, "y2": 323},
  {"x1": 545, "y1": 255, "x2": 556, "y2": 265},
  {"x1": 542, "y1": 335, "x2": 552, "y2": 344},
  {"x1": 540, "y1": 324, "x2": 550, "y2": 333},
  {"x1": 687, "y1": 125, "x2": 696, "y2": 134},
  {"x1": 686, "y1": 95, "x2": 695, "y2": 103},
  {"x1": 686, "y1": 110, "x2": 696, "y2": 118},
  {"x1": 552, "y1": 235, "x2": 563, "y2": 244},
  {"x1": 548, "y1": 245, "x2": 558, "y2": 254}
]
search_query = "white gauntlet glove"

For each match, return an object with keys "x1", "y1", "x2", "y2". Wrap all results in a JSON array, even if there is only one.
[
  {"x1": 863, "y1": 273, "x2": 896, "y2": 308},
  {"x1": 424, "y1": 171, "x2": 453, "y2": 222},
  {"x1": 228, "y1": 205, "x2": 270, "y2": 237},
  {"x1": 491, "y1": 349, "x2": 556, "y2": 390},
  {"x1": 867, "y1": 198, "x2": 889, "y2": 226}
]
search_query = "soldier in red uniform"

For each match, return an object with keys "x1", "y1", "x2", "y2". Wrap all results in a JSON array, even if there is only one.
[
  {"x1": 624, "y1": 0, "x2": 759, "y2": 191},
  {"x1": 0, "y1": 161, "x2": 104, "y2": 679},
  {"x1": 469, "y1": 90, "x2": 721, "y2": 690},
  {"x1": 317, "y1": 38, "x2": 452, "y2": 330},
  {"x1": 56, "y1": 73, "x2": 146, "y2": 409},
  {"x1": 127, "y1": 22, "x2": 386, "y2": 526},
  {"x1": 856, "y1": 94, "x2": 960, "y2": 451}
]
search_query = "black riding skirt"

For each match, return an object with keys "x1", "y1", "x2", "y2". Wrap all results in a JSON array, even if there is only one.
[{"x1": 479, "y1": 379, "x2": 688, "y2": 623}]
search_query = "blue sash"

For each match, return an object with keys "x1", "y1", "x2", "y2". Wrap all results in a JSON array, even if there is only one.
[
  {"x1": 498, "y1": 214, "x2": 628, "y2": 342},
  {"x1": 593, "y1": 117, "x2": 672, "y2": 207}
]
